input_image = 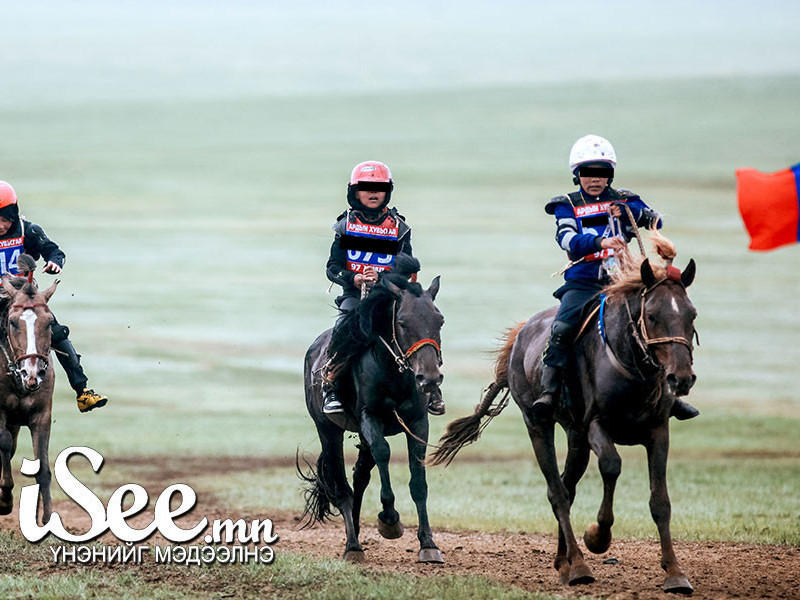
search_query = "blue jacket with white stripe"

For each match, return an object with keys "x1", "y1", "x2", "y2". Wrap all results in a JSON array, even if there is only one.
[{"x1": 545, "y1": 187, "x2": 662, "y2": 281}]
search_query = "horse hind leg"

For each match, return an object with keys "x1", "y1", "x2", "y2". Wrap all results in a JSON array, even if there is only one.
[
  {"x1": 584, "y1": 419, "x2": 620, "y2": 556},
  {"x1": 524, "y1": 410, "x2": 594, "y2": 586},
  {"x1": 555, "y1": 429, "x2": 591, "y2": 582},
  {"x1": 301, "y1": 424, "x2": 361, "y2": 561},
  {"x1": 347, "y1": 436, "x2": 375, "y2": 563}
]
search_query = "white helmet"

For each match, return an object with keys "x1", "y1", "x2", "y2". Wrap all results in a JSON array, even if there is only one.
[{"x1": 568, "y1": 135, "x2": 617, "y2": 172}]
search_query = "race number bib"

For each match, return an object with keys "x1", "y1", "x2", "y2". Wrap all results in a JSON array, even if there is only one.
[
  {"x1": 343, "y1": 214, "x2": 399, "y2": 274},
  {"x1": 0, "y1": 236, "x2": 24, "y2": 276}
]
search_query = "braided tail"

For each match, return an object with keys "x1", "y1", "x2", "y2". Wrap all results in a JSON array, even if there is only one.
[
  {"x1": 425, "y1": 381, "x2": 510, "y2": 467},
  {"x1": 426, "y1": 322, "x2": 524, "y2": 467}
]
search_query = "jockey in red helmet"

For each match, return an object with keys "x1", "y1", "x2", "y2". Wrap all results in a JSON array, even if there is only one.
[
  {"x1": 321, "y1": 161, "x2": 445, "y2": 416},
  {"x1": 0, "y1": 182, "x2": 108, "y2": 412},
  {"x1": 534, "y1": 137, "x2": 698, "y2": 421}
]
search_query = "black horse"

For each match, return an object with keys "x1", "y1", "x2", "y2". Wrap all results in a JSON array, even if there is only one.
[
  {"x1": 301, "y1": 257, "x2": 445, "y2": 563},
  {"x1": 430, "y1": 249, "x2": 697, "y2": 594}
]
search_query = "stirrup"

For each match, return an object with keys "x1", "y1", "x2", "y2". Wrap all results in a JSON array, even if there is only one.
[{"x1": 77, "y1": 388, "x2": 108, "y2": 413}]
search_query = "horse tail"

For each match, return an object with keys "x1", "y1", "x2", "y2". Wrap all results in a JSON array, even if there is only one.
[
  {"x1": 296, "y1": 450, "x2": 340, "y2": 528},
  {"x1": 427, "y1": 322, "x2": 524, "y2": 467}
]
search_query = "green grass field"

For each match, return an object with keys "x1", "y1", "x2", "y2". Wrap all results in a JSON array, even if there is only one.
[{"x1": 1, "y1": 2, "x2": 799, "y2": 598}]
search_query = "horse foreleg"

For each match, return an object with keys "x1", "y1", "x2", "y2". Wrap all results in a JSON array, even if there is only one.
[
  {"x1": 647, "y1": 425, "x2": 693, "y2": 594},
  {"x1": 29, "y1": 416, "x2": 52, "y2": 525},
  {"x1": 0, "y1": 420, "x2": 15, "y2": 516},
  {"x1": 351, "y1": 435, "x2": 375, "y2": 539},
  {"x1": 405, "y1": 417, "x2": 443, "y2": 563},
  {"x1": 360, "y1": 411, "x2": 403, "y2": 539},
  {"x1": 524, "y1": 411, "x2": 594, "y2": 586},
  {"x1": 584, "y1": 418, "x2": 621, "y2": 555}
]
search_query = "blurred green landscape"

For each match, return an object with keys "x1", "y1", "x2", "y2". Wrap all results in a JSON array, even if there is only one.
[{"x1": 0, "y1": 2, "x2": 798, "y2": 597}]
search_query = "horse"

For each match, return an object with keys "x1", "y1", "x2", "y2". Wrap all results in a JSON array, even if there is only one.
[
  {"x1": 300, "y1": 257, "x2": 445, "y2": 564},
  {"x1": 430, "y1": 246, "x2": 698, "y2": 594},
  {"x1": 0, "y1": 254, "x2": 59, "y2": 525}
]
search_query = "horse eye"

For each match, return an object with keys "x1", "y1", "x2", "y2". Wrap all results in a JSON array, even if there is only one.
[
  {"x1": 647, "y1": 315, "x2": 656, "y2": 323},
  {"x1": 9, "y1": 320, "x2": 18, "y2": 330}
]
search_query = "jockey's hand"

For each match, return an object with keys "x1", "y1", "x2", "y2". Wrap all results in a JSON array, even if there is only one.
[
  {"x1": 354, "y1": 269, "x2": 378, "y2": 288},
  {"x1": 600, "y1": 237, "x2": 626, "y2": 252},
  {"x1": 362, "y1": 267, "x2": 379, "y2": 283},
  {"x1": 609, "y1": 204, "x2": 623, "y2": 218},
  {"x1": 43, "y1": 261, "x2": 62, "y2": 274}
]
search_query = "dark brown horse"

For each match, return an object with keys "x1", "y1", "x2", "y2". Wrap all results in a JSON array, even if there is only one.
[
  {"x1": 430, "y1": 252, "x2": 697, "y2": 594},
  {"x1": 300, "y1": 258, "x2": 445, "y2": 563},
  {"x1": 0, "y1": 255, "x2": 58, "y2": 524}
]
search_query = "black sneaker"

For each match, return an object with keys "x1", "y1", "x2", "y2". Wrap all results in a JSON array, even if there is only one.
[
  {"x1": 671, "y1": 398, "x2": 699, "y2": 421},
  {"x1": 322, "y1": 392, "x2": 344, "y2": 414}
]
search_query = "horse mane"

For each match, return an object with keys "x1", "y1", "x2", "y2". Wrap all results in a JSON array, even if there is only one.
[
  {"x1": 328, "y1": 255, "x2": 422, "y2": 375},
  {"x1": 602, "y1": 230, "x2": 677, "y2": 299}
]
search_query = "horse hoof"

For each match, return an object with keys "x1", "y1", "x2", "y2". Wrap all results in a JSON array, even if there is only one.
[
  {"x1": 376, "y1": 518, "x2": 404, "y2": 539},
  {"x1": 583, "y1": 523, "x2": 612, "y2": 554},
  {"x1": 0, "y1": 503, "x2": 12, "y2": 516},
  {"x1": 558, "y1": 565, "x2": 570, "y2": 585},
  {"x1": 418, "y1": 548, "x2": 444, "y2": 563},
  {"x1": 343, "y1": 549, "x2": 365, "y2": 563},
  {"x1": 568, "y1": 563, "x2": 595, "y2": 586},
  {"x1": 663, "y1": 575, "x2": 693, "y2": 595}
]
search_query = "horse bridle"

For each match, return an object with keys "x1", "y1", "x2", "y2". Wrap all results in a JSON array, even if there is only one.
[
  {"x1": 624, "y1": 276, "x2": 697, "y2": 370},
  {"x1": 3, "y1": 301, "x2": 51, "y2": 393},
  {"x1": 378, "y1": 300, "x2": 442, "y2": 373}
]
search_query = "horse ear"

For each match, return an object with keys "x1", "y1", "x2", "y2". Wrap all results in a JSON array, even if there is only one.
[
  {"x1": 1, "y1": 276, "x2": 17, "y2": 298},
  {"x1": 640, "y1": 258, "x2": 657, "y2": 287},
  {"x1": 427, "y1": 276, "x2": 440, "y2": 301},
  {"x1": 384, "y1": 280, "x2": 403, "y2": 299},
  {"x1": 41, "y1": 279, "x2": 60, "y2": 303},
  {"x1": 681, "y1": 259, "x2": 696, "y2": 288}
]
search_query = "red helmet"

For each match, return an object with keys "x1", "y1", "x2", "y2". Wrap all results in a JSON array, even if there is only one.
[
  {"x1": 349, "y1": 161, "x2": 392, "y2": 185},
  {"x1": 0, "y1": 181, "x2": 17, "y2": 209}
]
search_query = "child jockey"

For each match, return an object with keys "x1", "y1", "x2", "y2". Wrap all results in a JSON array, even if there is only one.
[
  {"x1": 0, "y1": 181, "x2": 108, "y2": 412},
  {"x1": 322, "y1": 160, "x2": 445, "y2": 416},
  {"x1": 534, "y1": 135, "x2": 699, "y2": 420}
]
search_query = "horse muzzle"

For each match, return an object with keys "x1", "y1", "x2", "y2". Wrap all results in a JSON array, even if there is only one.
[
  {"x1": 18, "y1": 357, "x2": 48, "y2": 393},
  {"x1": 666, "y1": 372, "x2": 696, "y2": 397},
  {"x1": 415, "y1": 372, "x2": 444, "y2": 395}
]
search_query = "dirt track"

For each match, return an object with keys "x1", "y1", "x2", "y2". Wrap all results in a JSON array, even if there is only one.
[{"x1": 4, "y1": 456, "x2": 799, "y2": 600}]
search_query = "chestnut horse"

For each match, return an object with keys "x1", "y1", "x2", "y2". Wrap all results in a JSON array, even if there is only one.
[
  {"x1": 431, "y1": 255, "x2": 697, "y2": 594},
  {"x1": 0, "y1": 255, "x2": 58, "y2": 525}
]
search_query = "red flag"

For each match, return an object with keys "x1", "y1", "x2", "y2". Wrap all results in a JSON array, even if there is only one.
[{"x1": 736, "y1": 163, "x2": 800, "y2": 251}]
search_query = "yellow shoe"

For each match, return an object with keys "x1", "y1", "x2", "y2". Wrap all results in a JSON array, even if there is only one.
[{"x1": 77, "y1": 388, "x2": 108, "y2": 413}]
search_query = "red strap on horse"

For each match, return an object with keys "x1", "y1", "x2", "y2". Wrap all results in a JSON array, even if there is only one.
[{"x1": 404, "y1": 338, "x2": 440, "y2": 359}]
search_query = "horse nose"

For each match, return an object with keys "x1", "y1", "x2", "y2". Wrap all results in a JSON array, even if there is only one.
[
  {"x1": 416, "y1": 372, "x2": 444, "y2": 391},
  {"x1": 667, "y1": 373, "x2": 696, "y2": 396}
]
